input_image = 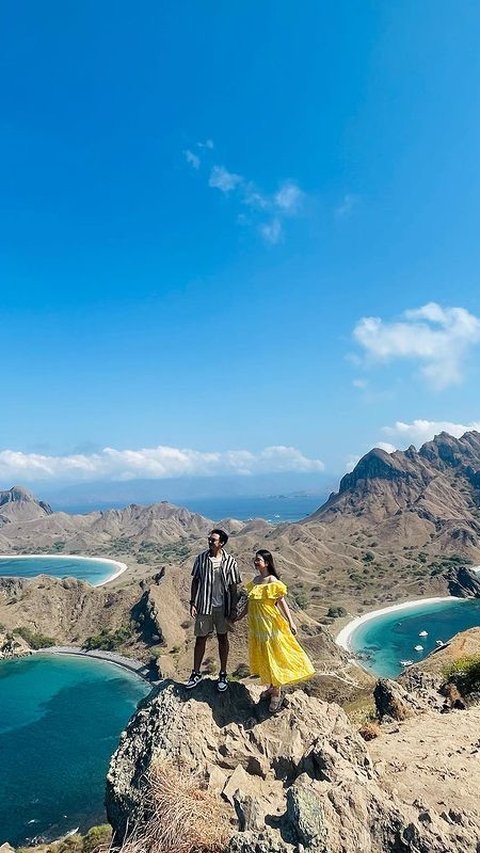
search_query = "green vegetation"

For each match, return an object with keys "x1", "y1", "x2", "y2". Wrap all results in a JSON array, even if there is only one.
[
  {"x1": 136, "y1": 539, "x2": 191, "y2": 564},
  {"x1": 443, "y1": 655, "x2": 480, "y2": 695},
  {"x1": 291, "y1": 587, "x2": 309, "y2": 609},
  {"x1": 13, "y1": 626, "x2": 56, "y2": 649},
  {"x1": 83, "y1": 625, "x2": 132, "y2": 651},
  {"x1": 327, "y1": 606, "x2": 347, "y2": 618},
  {"x1": 82, "y1": 823, "x2": 112, "y2": 853},
  {"x1": 16, "y1": 824, "x2": 112, "y2": 853}
]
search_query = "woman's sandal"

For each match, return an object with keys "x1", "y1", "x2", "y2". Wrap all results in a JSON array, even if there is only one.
[{"x1": 269, "y1": 692, "x2": 283, "y2": 713}]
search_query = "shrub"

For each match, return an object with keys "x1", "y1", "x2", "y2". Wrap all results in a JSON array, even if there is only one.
[
  {"x1": 292, "y1": 589, "x2": 309, "y2": 609},
  {"x1": 57, "y1": 835, "x2": 83, "y2": 853},
  {"x1": 83, "y1": 625, "x2": 132, "y2": 651},
  {"x1": 443, "y1": 655, "x2": 480, "y2": 695},
  {"x1": 117, "y1": 760, "x2": 231, "y2": 853},
  {"x1": 14, "y1": 626, "x2": 56, "y2": 649},
  {"x1": 327, "y1": 606, "x2": 347, "y2": 619},
  {"x1": 82, "y1": 824, "x2": 112, "y2": 853},
  {"x1": 359, "y1": 721, "x2": 381, "y2": 741},
  {"x1": 362, "y1": 552, "x2": 375, "y2": 563}
]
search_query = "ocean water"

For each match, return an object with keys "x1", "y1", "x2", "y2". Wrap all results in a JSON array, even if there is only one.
[
  {"x1": 0, "y1": 654, "x2": 149, "y2": 845},
  {"x1": 349, "y1": 598, "x2": 480, "y2": 678},
  {"x1": 59, "y1": 494, "x2": 325, "y2": 523},
  {"x1": 178, "y1": 494, "x2": 323, "y2": 522},
  {"x1": 0, "y1": 555, "x2": 123, "y2": 585}
]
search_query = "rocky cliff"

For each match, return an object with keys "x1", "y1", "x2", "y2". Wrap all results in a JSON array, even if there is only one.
[
  {"x1": 0, "y1": 484, "x2": 53, "y2": 527},
  {"x1": 106, "y1": 679, "x2": 480, "y2": 852},
  {"x1": 309, "y1": 431, "x2": 480, "y2": 547}
]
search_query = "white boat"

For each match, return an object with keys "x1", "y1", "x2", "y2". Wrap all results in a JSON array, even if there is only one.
[
  {"x1": 414, "y1": 644, "x2": 423, "y2": 652},
  {"x1": 400, "y1": 659, "x2": 414, "y2": 667},
  {"x1": 418, "y1": 630, "x2": 428, "y2": 637},
  {"x1": 435, "y1": 639, "x2": 445, "y2": 646}
]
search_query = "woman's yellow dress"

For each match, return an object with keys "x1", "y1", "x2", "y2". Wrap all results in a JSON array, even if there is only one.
[{"x1": 246, "y1": 579, "x2": 315, "y2": 687}]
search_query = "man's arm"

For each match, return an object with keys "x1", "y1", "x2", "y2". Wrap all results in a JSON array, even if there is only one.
[
  {"x1": 190, "y1": 577, "x2": 199, "y2": 617},
  {"x1": 190, "y1": 557, "x2": 200, "y2": 617}
]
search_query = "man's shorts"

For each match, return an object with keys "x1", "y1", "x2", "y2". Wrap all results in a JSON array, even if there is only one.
[{"x1": 194, "y1": 606, "x2": 230, "y2": 637}]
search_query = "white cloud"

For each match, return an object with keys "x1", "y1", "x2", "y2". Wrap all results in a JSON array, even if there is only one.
[
  {"x1": 381, "y1": 419, "x2": 480, "y2": 449},
  {"x1": 353, "y1": 303, "x2": 480, "y2": 389},
  {"x1": 352, "y1": 378, "x2": 368, "y2": 389},
  {"x1": 184, "y1": 143, "x2": 305, "y2": 244},
  {"x1": 376, "y1": 441, "x2": 396, "y2": 453},
  {"x1": 208, "y1": 165, "x2": 243, "y2": 193},
  {"x1": 259, "y1": 218, "x2": 282, "y2": 245},
  {"x1": 274, "y1": 181, "x2": 303, "y2": 213},
  {"x1": 344, "y1": 454, "x2": 361, "y2": 472},
  {"x1": 335, "y1": 193, "x2": 358, "y2": 219},
  {"x1": 0, "y1": 444, "x2": 324, "y2": 484},
  {"x1": 184, "y1": 149, "x2": 201, "y2": 169},
  {"x1": 242, "y1": 182, "x2": 269, "y2": 210}
]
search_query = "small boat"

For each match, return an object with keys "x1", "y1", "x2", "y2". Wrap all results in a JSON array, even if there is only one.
[
  {"x1": 400, "y1": 660, "x2": 414, "y2": 667},
  {"x1": 435, "y1": 639, "x2": 445, "y2": 646},
  {"x1": 418, "y1": 630, "x2": 428, "y2": 637},
  {"x1": 414, "y1": 644, "x2": 423, "y2": 652}
]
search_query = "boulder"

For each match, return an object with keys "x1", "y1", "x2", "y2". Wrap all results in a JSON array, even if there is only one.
[{"x1": 106, "y1": 678, "x2": 480, "y2": 851}]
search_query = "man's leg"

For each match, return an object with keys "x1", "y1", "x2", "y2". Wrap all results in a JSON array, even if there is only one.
[
  {"x1": 217, "y1": 632, "x2": 229, "y2": 672},
  {"x1": 185, "y1": 615, "x2": 210, "y2": 688},
  {"x1": 193, "y1": 635, "x2": 208, "y2": 672}
]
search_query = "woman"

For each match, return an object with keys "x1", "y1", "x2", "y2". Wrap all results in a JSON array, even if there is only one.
[{"x1": 238, "y1": 549, "x2": 315, "y2": 712}]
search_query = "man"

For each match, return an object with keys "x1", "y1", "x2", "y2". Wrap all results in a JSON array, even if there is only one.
[{"x1": 185, "y1": 528, "x2": 241, "y2": 692}]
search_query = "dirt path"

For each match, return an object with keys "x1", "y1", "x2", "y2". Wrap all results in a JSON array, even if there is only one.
[{"x1": 370, "y1": 705, "x2": 480, "y2": 818}]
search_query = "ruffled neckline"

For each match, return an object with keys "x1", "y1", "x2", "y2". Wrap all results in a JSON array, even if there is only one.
[{"x1": 246, "y1": 579, "x2": 287, "y2": 599}]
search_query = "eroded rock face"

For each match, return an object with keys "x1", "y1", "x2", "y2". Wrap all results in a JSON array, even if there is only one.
[
  {"x1": 0, "y1": 630, "x2": 31, "y2": 659},
  {"x1": 446, "y1": 565, "x2": 480, "y2": 598},
  {"x1": 106, "y1": 679, "x2": 480, "y2": 852}
]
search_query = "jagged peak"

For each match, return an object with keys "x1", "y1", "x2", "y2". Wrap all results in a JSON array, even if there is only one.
[{"x1": 0, "y1": 485, "x2": 53, "y2": 514}]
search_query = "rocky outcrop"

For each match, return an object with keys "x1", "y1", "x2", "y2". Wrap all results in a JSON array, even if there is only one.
[
  {"x1": 106, "y1": 679, "x2": 480, "y2": 852},
  {"x1": 446, "y1": 565, "x2": 480, "y2": 598},
  {"x1": 0, "y1": 630, "x2": 31, "y2": 659},
  {"x1": 0, "y1": 485, "x2": 52, "y2": 526},
  {"x1": 307, "y1": 431, "x2": 480, "y2": 546}
]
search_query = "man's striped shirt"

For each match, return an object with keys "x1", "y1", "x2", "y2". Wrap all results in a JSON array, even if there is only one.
[{"x1": 191, "y1": 549, "x2": 241, "y2": 616}]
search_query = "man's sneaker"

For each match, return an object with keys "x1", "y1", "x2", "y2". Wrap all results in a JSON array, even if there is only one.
[
  {"x1": 217, "y1": 672, "x2": 228, "y2": 692},
  {"x1": 185, "y1": 670, "x2": 203, "y2": 689}
]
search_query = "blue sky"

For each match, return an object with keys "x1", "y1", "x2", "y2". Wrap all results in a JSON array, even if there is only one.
[{"x1": 1, "y1": 1, "x2": 480, "y2": 492}]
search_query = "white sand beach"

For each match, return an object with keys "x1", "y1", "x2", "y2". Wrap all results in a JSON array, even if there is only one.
[
  {"x1": 336, "y1": 564, "x2": 480, "y2": 653},
  {"x1": 335, "y1": 596, "x2": 460, "y2": 653},
  {"x1": 0, "y1": 554, "x2": 127, "y2": 586}
]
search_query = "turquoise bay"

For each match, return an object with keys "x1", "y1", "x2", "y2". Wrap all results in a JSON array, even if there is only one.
[
  {"x1": 347, "y1": 598, "x2": 480, "y2": 678},
  {"x1": 0, "y1": 654, "x2": 149, "y2": 846},
  {"x1": 0, "y1": 555, "x2": 125, "y2": 585}
]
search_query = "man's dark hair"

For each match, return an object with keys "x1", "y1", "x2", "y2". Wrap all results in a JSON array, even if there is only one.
[{"x1": 211, "y1": 528, "x2": 229, "y2": 545}]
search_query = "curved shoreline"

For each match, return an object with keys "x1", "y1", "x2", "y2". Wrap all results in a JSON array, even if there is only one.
[
  {"x1": 335, "y1": 596, "x2": 462, "y2": 653},
  {"x1": 35, "y1": 646, "x2": 158, "y2": 684},
  {"x1": 0, "y1": 554, "x2": 128, "y2": 586}
]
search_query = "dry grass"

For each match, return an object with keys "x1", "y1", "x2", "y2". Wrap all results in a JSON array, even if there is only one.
[
  {"x1": 115, "y1": 760, "x2": 232, "y2": 853},
  {"x1": 358, "y1": 720, "x2": 382, "y2": 741}
]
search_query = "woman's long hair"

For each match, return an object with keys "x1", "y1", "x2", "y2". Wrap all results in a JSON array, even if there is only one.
[{"x1": 256, "y1": 549, "x2": 280, "y2": 579}]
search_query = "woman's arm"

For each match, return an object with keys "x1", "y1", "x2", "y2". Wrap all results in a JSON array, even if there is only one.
[{"x1": 276, "y1": 596, "x2": 297, "y2": 635}]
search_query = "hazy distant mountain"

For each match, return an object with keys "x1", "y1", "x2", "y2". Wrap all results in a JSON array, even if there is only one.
[{"x1": 28, "y1": 472, "x2": 333, "y2": 509}]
